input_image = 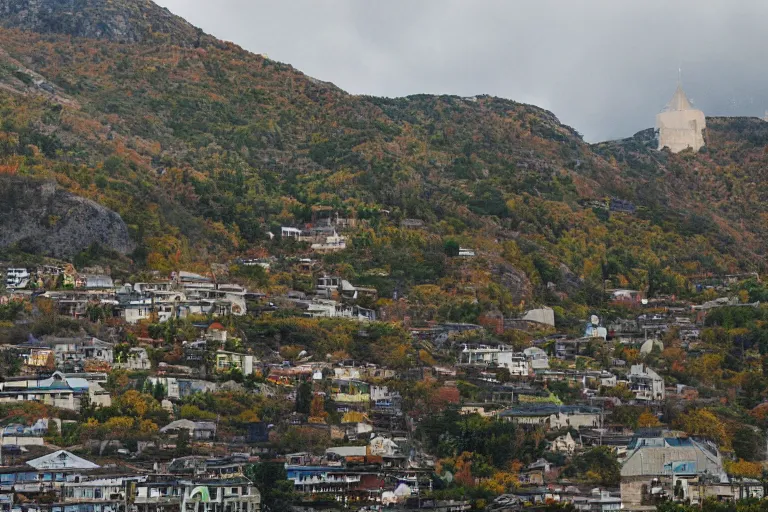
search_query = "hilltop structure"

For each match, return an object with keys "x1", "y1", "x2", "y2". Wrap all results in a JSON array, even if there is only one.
[{"x1": 656, "y1": 81, "x2": 706, "y2": 153}]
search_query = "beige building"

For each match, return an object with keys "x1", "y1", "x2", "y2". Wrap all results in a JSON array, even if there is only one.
[{"x1": 656, "y1": 83, "x2": 706, "y2": 153}]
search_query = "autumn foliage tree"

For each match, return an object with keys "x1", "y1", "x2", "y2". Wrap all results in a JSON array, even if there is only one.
[{"x1": 674, "y1": 409, "x2": 730, "y2": 448}]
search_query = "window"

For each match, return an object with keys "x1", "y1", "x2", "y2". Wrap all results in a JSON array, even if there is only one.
[{"x1": 230, "y1": 488, "x2": 239, "y2": 495}]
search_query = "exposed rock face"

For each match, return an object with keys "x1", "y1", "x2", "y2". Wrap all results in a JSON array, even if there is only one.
[
  {"x1": 558, "y1": 264, "x2": 583, "y2": 294},
  {"x1": 494, "y1": 261, "x2": 533, "y2": 304},
  {"x1": 0, "y1": 0, "x2": 206, "y2": 46},
  {"x1": 0, "y1": 176, "x2": 134, "y2": 258}
]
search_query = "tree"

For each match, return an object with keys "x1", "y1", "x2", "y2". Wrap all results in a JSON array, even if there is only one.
[
  {"x1": 308, "y1": 395, "x2": 328, "y2": 423},
  {"x1": 175, "y1": 428, "x2": 190, "y2": 455},
  {"x1": 245, "y1": 463, "x2": 296, "y2": 512},
  {"x1": 152, "y1": 381, "x2": 166, "y2": 401},
  {"x1": 674, "y1": 409, "x2": 729, "y2": 448},
  {"x1": 725, "y1": 459, "x2": 762, "y2": 479},
  {"x1": 295, "y1": 381, "x2": 312, "y2": 415},
  {"x1": 637, "y1": 410, "x2": 661, "y2": 428},
  {"x1": 444, "y1": 239, "x2": 460, "y2": 258},
  {"x1": 732, "y1": 426, "x2": 764, "y2": 461},
  {"x1": 564, "y1": 446, "x2": 620, "y2": 486}
]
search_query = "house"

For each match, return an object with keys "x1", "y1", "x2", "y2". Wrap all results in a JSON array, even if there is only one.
[
  {"x1": 115, "y1": 347, "x2": 151, "y2": 370},
  {"x1": 207, "y1": 322, "x2": 228, "y2": 343},
  {"x1": 311, "y1": 233, "x2": 347, "y2": 253},
  {"x1": 554, "y1": 338, "x2": 592, "y2": 360},
  {"x1": 281, "y1": 227, "x2": 302, "y2": 238},
  {"x1": 60, "y1": 476, "x2": 135, "y2": 512},
  {"x1": 0, "y1": 450, "x2": 100, "y2": 496},
  {"x1": 627, "y1": 364, "x2": 665, "y2": 401},
  {"x1": 133, "y1": 475, "x2": 261, "y2": 512},
  {"x1": 332, "y1": 380, "x2": 370, "y2": 403},
  {"x1": 521, "y1": 459, "x2": 552, "y2": 485},
  {"x1": 81, "y1": 274, "x2": 114, "y2": 289},
  {"x1": 0, "y1": 371, "x2": 111, "y2": 410},
  {"x1": 35, "y1": 336, "x2": 114, "y2": 369},
  {"x1": 458, "y1": 346, "x2": 530, "y2": 376},
  {"x1": 5, "y1": 268, "x2": 30, "y2": 289},
  {"x1": 0, "y1": 418, "x2": 50, "y2": 446},
  {"x1": 524, "y1": 347, "x2": 550, "y2": 370},
  {"x1": 369, "y1": 436, "x2": 399, "y2": 457},
  {"x1": 297, "y1": 299, "x2": 375, "y2": 322},
  {"x1": 285, "y1": 463, "x2": 384, "y2": 499},
  {"x1": 160, "y1": 419, "x2": 217, "y2": 440},
  {"x1": 577, "y1": 489, "x2": 622, "y2": 512},
  {"x1": 215, "y1": 350, "x2": 255, "y2": 375},
  {"x1": 148, "y1": 376, "x2": 217, "y2": 400},
  {"x1": 22, "y1": 348, "x2": 55, "y2": 373},
  {"x1": 620, "y1": 431, "x2": 726, "y2": 507},
  {"x1": 610, "y1": 289, "x2": 644, "y2": 306},
  {"x1": 499, "y1": 405, "x2": 601, "y2": 430},
  {"x1": 550, "y1": 431, "x2": 577, "y2": 455}
]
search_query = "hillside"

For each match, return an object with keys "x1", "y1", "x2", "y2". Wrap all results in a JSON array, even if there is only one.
[
  {"x1": 0, "y1": 0, "x2": 766, "y2": 311},
  {"x1": 0, "y1": 0, "x2": 208, "y2": 46}
]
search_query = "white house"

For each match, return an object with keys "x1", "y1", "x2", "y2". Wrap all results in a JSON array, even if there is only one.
[
  {"x1": 459, "y1": 346, "x2": 530, "y2": 376},
  {"x1": 0, "y1": 372, "x2": 111, "y2": 410},
  {"x1": 628, "y1": 364, "x2": 665, "y2": 401}
]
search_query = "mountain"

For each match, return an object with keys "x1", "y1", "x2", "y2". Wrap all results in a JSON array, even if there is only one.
[
  {"x1": 0, "y1": 0, "x2": 208, "y2": 46},
  {"x1": 0, "y1": 0, "x2": 765, "y2": 309}
]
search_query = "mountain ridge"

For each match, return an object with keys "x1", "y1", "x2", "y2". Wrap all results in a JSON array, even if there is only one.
[
  {"x1": 0, "y1": 0, "x2": 766, "y2": 309},
  {"x1": 0, "y1": 0, "x2": 209, "y2": 46}
]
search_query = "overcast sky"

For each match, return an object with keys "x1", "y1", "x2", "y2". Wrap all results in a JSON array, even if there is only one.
[{"x1": 157, "y1": 0, "x2": 768, "y2": 142}]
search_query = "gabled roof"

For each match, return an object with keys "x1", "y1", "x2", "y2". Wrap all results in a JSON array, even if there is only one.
[{"x1": 27, "y1": 450, "x2": 100, "y2": 470}]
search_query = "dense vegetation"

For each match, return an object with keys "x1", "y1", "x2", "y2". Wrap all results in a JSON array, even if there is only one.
[{"x1": 1, "y1": 9, "x2": 768, "y2": 313}]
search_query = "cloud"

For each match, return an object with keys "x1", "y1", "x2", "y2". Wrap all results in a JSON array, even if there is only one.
[{"x1": 157, "y1": 0, "x2": 768, "y2": 142}]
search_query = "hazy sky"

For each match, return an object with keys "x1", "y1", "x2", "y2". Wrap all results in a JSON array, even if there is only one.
[{"x1": 157, "y1": 0, "x2": 768, "y2": 142}]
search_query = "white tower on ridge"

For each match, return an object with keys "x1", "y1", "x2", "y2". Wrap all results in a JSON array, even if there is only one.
[{"x1": 656, "y1": 72, "x2": 706, "y2": 153}]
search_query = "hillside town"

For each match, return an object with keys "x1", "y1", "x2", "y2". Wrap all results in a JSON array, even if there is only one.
[
  {"x1": 2, "y1": 2, "x2": 768, "y2": 512},
  {"x1": 0, "y1": 257, "x2": 766, "y2": 512}
]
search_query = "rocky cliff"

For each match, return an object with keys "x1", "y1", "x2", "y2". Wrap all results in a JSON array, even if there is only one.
[
  {"x1": 0, "y1": 0, "x2": 206, "y2": 46},
  {"x1": 0, "y1": 176, "x2": 134, "y2": 259}
]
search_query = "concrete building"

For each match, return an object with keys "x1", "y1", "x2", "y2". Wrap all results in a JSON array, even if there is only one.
[
  {"x1": 458, "y1": 346, "x2": 530, "y2": 376},
  {"x1": 656, "y1": 82, "x2": 706, "y2": 153},
  {"x1": 628, "y1": 364, "x2": 665, "y2": 401},
  {"x1": 550, "y1": 431, "x2": 577, "y2": 455},
  {"x1": 5, "y1": 268, "x2": 30, "y2": 289},
  {"x1": 524, "y1": 347, "x2": 550, "y2": 370},
  {"x1": 160, "y1": 419, "x2": 217, "y2": 440},
  {"x1": 499, "y1": 405, "x2": 601, "y2": 430},
  {"x1": 620, "y1": 431, "x2": 726, "y2": 507},
  {"x1": 215, "y1": 350, "x2": 255, "y2": 376}
]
